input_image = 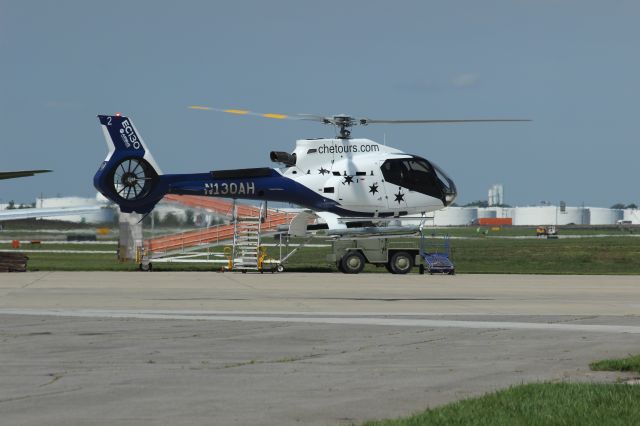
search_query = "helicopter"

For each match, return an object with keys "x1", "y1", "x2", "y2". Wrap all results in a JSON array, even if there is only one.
[{"x1": 93, "y1": 108, "x2": 528, "y2": 228}]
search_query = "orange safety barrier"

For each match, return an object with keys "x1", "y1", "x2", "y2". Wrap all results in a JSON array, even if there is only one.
[
  {"x1": 145, "y1": 195, "x2": 297, "y2": 253},
  {"x1": 476, "y1": 217, "x2": 513, "y2": 226},
  {"x1": 163, "y1": 194, "x2": 264, "y2": 217}
]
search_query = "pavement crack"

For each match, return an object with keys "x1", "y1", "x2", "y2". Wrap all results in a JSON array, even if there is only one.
[
  {"x1": 39, "y1": 372, "x2": 66, "y2": 387},
  {"x1": 21, "y1": 272, "x2": 52, "y2": 289},
  {"x1": 0, "y1": 386, "x2": 82, "y2": 404},
  {"x1": 221, "y1": 274, "x2": 259, "y2": 290},
  {"x1": 548, "y1": 316, "x2": 599, "y2": 324},
  {"x1": 220, "y1": 353, "x2": 325, "y2": 369},
  {"x1": 397, "y1": 337, "x2": 447, "y2": 347}
]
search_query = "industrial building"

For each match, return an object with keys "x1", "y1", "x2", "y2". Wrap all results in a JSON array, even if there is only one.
[
  {"x1": 2, "y1": 195, "x2": 639, "y2": 227},
  {"x1": 431, "y1": 206, "x2": 640, "y2": 226}
]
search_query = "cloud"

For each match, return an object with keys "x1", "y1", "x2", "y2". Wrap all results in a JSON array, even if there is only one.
[{"x1": 451, "y1": 73, "x2": 479, "y2": 88}]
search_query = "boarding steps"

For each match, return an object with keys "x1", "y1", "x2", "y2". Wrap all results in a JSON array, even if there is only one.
[
  {"x1": 232, "y1": 213, "x2": 263, "y2": 271},
  {"x1": 143, "y1": 195, "x2": 296, "y2": 261}
]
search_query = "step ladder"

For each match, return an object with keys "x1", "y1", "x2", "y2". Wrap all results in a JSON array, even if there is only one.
[{"x1": 231, "y1": 201, "x2": 265, "y2": 271}]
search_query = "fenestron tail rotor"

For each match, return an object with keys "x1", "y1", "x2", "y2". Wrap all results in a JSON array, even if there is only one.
[
  {"x1": 189, "y1": 105, "x2": 530, "y2": 139},
  {"x1": 112, "y1": 158, "x2": 155, "y2": 201}
]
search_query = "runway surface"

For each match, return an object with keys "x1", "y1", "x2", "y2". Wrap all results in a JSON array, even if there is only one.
[{"x1": 1, "y1": 272, "x2": 639, "y2": 425}]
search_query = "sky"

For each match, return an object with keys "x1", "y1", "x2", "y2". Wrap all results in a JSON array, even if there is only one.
[{"x1": 1, "y1": 0, "x2": 639, "y2": 207}]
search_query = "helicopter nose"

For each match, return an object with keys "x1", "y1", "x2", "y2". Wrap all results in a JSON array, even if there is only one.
[
  {"x1": 443, "y1": 184, "x2": 457, "y2": 206},
  {"x1": 431, "y1": 164, "x2": 457, "y2": 206}
]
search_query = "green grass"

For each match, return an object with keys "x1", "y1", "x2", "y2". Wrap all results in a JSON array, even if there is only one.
[
  {"x1": 362, "y1": 383, "x2": 640, "y2": 426},
  {"x1": 3, "y1": 225, "x2": 640, "y2": 274},
  {"x1": 451, "y1": 237, "x2": 640, "y2": 274},
  {"x1": 432, "y1": 225, "x2": 639, "y2": 238},
  {"x1": 590, "y1": 354, "x2": 640, "y2": 374}
]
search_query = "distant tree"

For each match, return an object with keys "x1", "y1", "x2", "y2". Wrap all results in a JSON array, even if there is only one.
[
  {"x1": 185, "y1": 209, "x2": 195, "y2": 225},
  {"x1": 463, "y1": 200, "x2": 489, "y2": 208},
  {"x1": 626, "y1": 203, "x2": 638, "y2": 209},
  {"x1": 610, "y1": 203, "x2": 625, "y2": 209},
  {"x1": 142, "y1": 212, "x2": 152, "y2": 226},
  {"x1": 160, "y1": 212, "x2": 181, "y2": 227},
  {"x1": 7, "y1": 200, "x2": 15, "y2": 209}
]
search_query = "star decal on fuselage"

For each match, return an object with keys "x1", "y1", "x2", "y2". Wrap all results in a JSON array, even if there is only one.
[
  {"x1": 368, "y1": 183, "x2": 379, "y2": 195},
  {"x1": 318, "y1": 167, "x2": 329, "y2": 175},
  {"x1": 394, "y1": 189, "x2": 405, "y2": 204},
  {"x1": 342, "y1": 175, "x2": 354, "y2": 185}
]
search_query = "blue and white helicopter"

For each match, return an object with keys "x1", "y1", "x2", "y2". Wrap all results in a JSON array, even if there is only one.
[{"x1": 94, "y1": 108, "x2": 526, "y2": 230}]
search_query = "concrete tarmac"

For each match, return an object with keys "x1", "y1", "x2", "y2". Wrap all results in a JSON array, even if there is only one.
[{"x1": 1, "y1": 272, "x2": 639, "y2": 425}]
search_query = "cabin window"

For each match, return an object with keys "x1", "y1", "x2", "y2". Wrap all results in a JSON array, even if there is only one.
[{"x1": 381, "y1": 158, "x2": 441, "y2": 198}]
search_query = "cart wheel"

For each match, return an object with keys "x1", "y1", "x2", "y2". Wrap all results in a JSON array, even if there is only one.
[
  {"x1": 337, "y1": 261, "x2": 345, "y2": 273},
  {"x1": 449, "y1": 269, "x2": 456, "y2": 275},
  {"x1": 341, "y1": 252, "x2": 365, "y2": 274},
  {"x1": 277, "y1": 264, "x2": 285, "y2": 273},
  {"x1": 390, "y1": 252, "x2": 412, "y2": 274},
  {"x1": 139, "y1": 262, "x2": 152, "y2": 272},
  {"x1": 419, "y1": 264, "x2": 425, "y2": 275}
]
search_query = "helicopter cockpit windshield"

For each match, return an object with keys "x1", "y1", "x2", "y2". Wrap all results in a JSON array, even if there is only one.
[{"x1": 381, "y1": 156, "x2": 457, "y2": 206}]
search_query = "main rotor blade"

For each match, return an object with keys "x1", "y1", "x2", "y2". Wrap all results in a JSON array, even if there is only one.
[
  {"x1": 189, "y1": 106, "x2": 532, "y2": 129},
  {"x1": 188, "y1": 106, "x2": 320, "y2": 122},
  {"x1": 363, "y1": 118, "x2": 531, "y2": 125}
]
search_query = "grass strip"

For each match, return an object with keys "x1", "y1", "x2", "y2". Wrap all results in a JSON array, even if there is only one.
[
  {"x1": 362, "y1": 383, "x2": 640, "y2": 426},
  {"x1": 4, "y1": 234, "x2": 640, "y2": 274},
  {"x1": 269, "y1": 236, "x2": 640, "y2": 275},
  {"x1": 590, "y1": 354, "x2": 640, "y2": 374}
]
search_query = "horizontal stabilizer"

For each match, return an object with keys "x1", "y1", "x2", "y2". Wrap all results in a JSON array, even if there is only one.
[{"x1": 0, "y1": 170, "x2": 51, "y2": 180}]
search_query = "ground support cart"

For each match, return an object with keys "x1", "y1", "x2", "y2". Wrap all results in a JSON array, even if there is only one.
[{"x1": 419, "y1": 233, "x2": 455, "y2": 275}]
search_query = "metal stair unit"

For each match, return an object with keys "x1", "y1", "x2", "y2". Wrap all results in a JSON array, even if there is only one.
[{"x1": 231, "y1": 200, "x2": 265, "y2": 271}]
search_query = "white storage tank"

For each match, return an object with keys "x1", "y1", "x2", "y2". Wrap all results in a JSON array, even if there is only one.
[
  {"x1": 512, "y1": 206, "x2": 587, "y2": 225},
  {"x1": 512, "y1": 206, "x2": 556, "y2": 225},
  {"x1": 494, "y1": 207, "x2": 514, "y2": 219},
  {"x1": 477, "y1": 208, "x2": 497, "y2": 219},
  {"x1": 433, "y1": 207, "x2": 477, "y2": 226},
  {"x1": 622, "y1": 209, "x2": 640, "y2": 224},
  {"x1": 587, "y1": 208, "x2": 623, "y2": 225},
  {"x1": 558, "y1": 207, "x2": 587, "y2": 225}
]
